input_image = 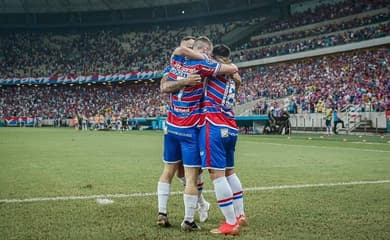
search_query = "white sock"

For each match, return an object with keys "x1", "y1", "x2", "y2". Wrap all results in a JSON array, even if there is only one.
[
  {"x1": 197, "y1": 173, "x2": 207, "y2": 206},
  {"x1": 157, "y1": 182, "x2": 170, "y2": 214},
  {"x1": 227, "y1": 173, "x2": 245, "y2": 217},
  {"x1": 198, "y1": 193, "x2": 207, "y2": 207},
  {"x1": 183, "y1": 194, "x2": 198, "y2": 222},
  {"x1": 213, "y1": 177, "x2": 236, "y2": 225}
]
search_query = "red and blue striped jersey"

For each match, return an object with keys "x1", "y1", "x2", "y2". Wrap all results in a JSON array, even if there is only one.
[
  {"x1": 166, "y1": 54, "x2": 221, "y2": 128},
  {"x1": 201, "y1": 74, "x2": 238, "y2": 129}
]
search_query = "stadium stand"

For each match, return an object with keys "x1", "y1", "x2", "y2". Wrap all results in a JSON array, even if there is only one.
[
  {"x1": 0, "y1": 81, "x2": 163, "y2": 119},
  {"x1": 1, "y1": 0, "x2": 388, "y2": 79},
  {"x1": 0, "y1": 0, "x2": 389, "y2": 130},
  {"x1": 1, "y1": 46, "x2": 388, "y2": 124},
  {"x1": 241, "y1": 47, "x2": 389, "y2": 114},
  {"x1": 0, "y1": 21, "x2": 249, "y2": 78}
]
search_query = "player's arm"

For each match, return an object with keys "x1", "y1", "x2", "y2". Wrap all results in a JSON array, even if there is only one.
[
  {"x1": 172, "y1": 46, "x2": 205, "y2": 60},
  {"x1": 231, "y1": 72, "x2": 241, "y2": 90},
  {"x1": 160, "y1": 74, "x2": 202, "y2": 93},
  {"x1": 218, "y1": 63, "x2": 238, "y2": 75},
  {"x1": 213, "y1": 56, "x2": 241, "y2": 89},
  {"x1": 201, "y1": 59, "x2": 238, "y2": 78}
]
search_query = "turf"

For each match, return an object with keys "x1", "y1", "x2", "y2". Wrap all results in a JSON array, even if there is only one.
[{"x1": 0, "y1": 128, "x2": 389, "y2": 239}]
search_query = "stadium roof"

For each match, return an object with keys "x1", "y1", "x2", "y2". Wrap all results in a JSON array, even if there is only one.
[
  {"x1": 0, "y1": 0, "x2": 299, "y2": 28},
  {"x1": 0, "y1": 0, "x2": 305, "y2": 14},
  {"x1": 0, "y1": 0, "x2": 204, "y2": 13}
]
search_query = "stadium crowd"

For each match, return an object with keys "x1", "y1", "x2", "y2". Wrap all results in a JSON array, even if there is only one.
[
  {"x1": 235, "y1": 12, "x2": 390, "y2": 51},
  {"x1": 0, "y1": 0, "x2": 388, "y2": 79},
  {"x1": 244, "y1": 48, "x2": 390, "y2": 115},
  {"x1": 252, "y1": 0, "x2": 388, "y2": 35},
  {"x1": 1, "y1": 47, "x2": 388, "y2": 123},
  {"x1": 0, "y1": 0, "x2": 389, "y2": 126},
  {"x1": 232, "y1": 22, "x2": 390, "y2": 62},
  {"x1": 0, "y1": 21, "x2": 242, "y2": 79},
  {"x1": 0, "y1": 81, "x2": 163, "y2": 121}
]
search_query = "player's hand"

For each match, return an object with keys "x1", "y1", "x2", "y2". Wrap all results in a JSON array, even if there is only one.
[
  {"x1": 232, "y1": 72, "x2": 241, "y2": 89},
  {"x1": 232, "y1": 72, "x2": 241, "y2": 83},
  {"x1": 183, "y1": 74, "x2": 201, "y2": 86},
  {"x1": 231, "y1": 63, "x2": 239, "y2": 73}
]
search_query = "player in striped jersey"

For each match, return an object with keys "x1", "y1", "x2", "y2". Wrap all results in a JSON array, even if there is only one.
[
  {"x1": 199, "y1": 44, "x2": 247, "y2": 235},
  {"x1": 157, "y1": 36, "x2": 206, "y2": 228},
  {"x1": 161, "y1": 63, "x2": 212, "y2": 225},
  {"x1": 158, "y1": 36, "x2": 238, "y2": 231}
]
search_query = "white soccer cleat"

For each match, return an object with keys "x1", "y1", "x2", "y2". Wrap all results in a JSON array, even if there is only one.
[{"x1": 198, "y1": 201, "x2": 210, "y2": 223}]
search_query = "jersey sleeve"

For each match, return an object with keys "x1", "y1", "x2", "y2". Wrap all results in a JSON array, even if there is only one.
[
  {"x1": 162, "y1": 65, "x2": 171, "y2": 76},
  {"x1": 197, "y1": 58, "x2": 221, "y2": 78}
]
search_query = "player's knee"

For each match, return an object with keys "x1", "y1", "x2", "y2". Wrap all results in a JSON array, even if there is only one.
[
  {"x1": 160, "y1": 165, "x2": 178, "y2": 181},
  {"x1": 225, "y1": 169, "x2": 235, "y2": 177},
  {"x1": 184, "y1": 169, "x2": 199, "y2": 186},
  {"x1": 209, "y1": 169, "x2": 225, "y2": 181}
]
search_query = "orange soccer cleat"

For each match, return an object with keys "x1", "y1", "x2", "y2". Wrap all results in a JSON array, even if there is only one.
[{"x1": 210, "y1": 221, "x2": 239, "y2": 235}]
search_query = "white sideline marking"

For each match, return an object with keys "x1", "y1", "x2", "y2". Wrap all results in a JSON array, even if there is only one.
[
  {"x1": 1, "y1": 180, "x2": 389, "y2": 204},
  {"x1": 259, "y1": 142, "x2": 390, "y2": 153}
]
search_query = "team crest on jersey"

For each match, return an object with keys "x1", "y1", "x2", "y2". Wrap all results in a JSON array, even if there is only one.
[{"x1": 220, "y1": 128, "x2": 229, "y2": 138}]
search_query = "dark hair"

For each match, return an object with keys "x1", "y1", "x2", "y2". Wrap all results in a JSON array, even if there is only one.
[{"x1": 212, "y1": 44, "x2": 231, "y2": 58}]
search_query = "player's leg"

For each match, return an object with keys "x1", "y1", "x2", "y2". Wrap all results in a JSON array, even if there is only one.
[
  {"x1": 176, "y1": 164, "x2": 186, "y2": 186},
  {"x1": 325, "y1": 120, "x2": 330, "y2": 135},
  {"x1": 181, "y1": 166, "x2": 201, "y2": 231},
  {"x1": 157, "y1": 132, "x2": 181, "y2": 227},
  {"x1": 176, "y1": 164, "x2": 210, "y2": 222},
  {"x1": 201, "y1": 123, "x2": 239, "y2": 235},
  {"x1": 226, "y1": 169, "x2": 247, "y2": 227},
  {"x1": 196, "y1": 170, "x2": 210, "y2": 222},
  {"x1": 225, "y1": 130, "x2": 248, "y2": 227},
  {"x1": 180, "y1": 127, "x2": 202, "y2": 231},
  {"x1": 157, "y1": 162, "x2": 179, "y2": 227}
]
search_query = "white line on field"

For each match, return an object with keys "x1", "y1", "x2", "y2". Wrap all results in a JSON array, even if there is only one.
[
  {"x1": 258, "y1": 142, "x2": 390, "y2": 153},
  {"x1": 0, "y1": 180, "x2": 389, "y2": 204}
]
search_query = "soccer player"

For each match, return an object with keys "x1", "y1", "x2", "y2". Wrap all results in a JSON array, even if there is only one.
[
  {"x1": 333, "y1": 107, "x2": 345, "y2": 134},
  {"x1": 199, "y1": 44, "x2": 247, "y2": 235},
  {"x1": 82, "y1": 114, "x2": 88, "y2": 131},
  {"x1": 157, "y1": 36, "x2": 238, "y2": 231},
  {"x1": 171, "y1": 36, "x2": 211, "y2": 223},
  {"x1": 157, "y1": 36, "x2": 208, "y2": 228},
  {"x1": 325, "y1": 106, "x2": 332, "y2": 136}
]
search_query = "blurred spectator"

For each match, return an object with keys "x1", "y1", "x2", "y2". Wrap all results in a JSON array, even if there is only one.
[
  {"x1": 0, "y1": 81, "x2": 167, "y2": 119},
  {"x1": 1, "y1": 0, "x2": 388, "y2": 79},
  {"x1": 233, "y1": 22, "x2": 390, "y2": 62},
  {"x1": 241, "y1": 47, "x2": 390, "y2": 113}
]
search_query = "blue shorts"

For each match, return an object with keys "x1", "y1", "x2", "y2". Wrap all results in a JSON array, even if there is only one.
[
  {"x1": 199, "y1": 122, "x2": 238, "y2": 170},
  {"x1": 325, "y1": 119, "x2": 331, "y2": 127},
  {"x1": 163, "y1": 124, "x2": 201, "y2": 168}
]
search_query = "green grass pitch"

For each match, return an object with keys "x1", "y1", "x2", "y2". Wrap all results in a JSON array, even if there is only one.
[{"x1": 0, "y1": 128, "x2": 389, "y2": 239}]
